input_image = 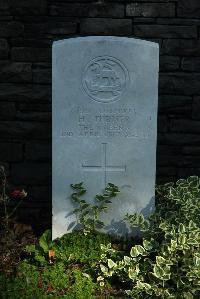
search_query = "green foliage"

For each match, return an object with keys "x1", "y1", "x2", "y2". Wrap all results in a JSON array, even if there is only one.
[
  {"x1": 25, "y1": 229, "x2": 111, "y2": 269},
  {"x1": 0, "y1": 263, "x2": 97, "y2": 299},
  {"x1": 66, "y1": 269, "x2": 97, "y2": 299},
  {"x1": 99, "y1": 176, "x2": 200, "y2": 298},
  {"x1": 0, "y1": 263, "x2": 43, "y2": 299},
  {"x1": 52, "y1": 230, "x2": 111, "y2": 265},
  {"x1": 25, "y1": 229, "x2": 53, "y2": 266},
  {"x1": 2, "y1": 177, "x2": 200, "y2": 298},
  {"x1": 39, "y1": 229, "x2": 53, "y2": 252},
  {"x1": 71, "y1": 182, "x2": 119, "y2": 234},
  {"x1": 0, "y1": 230, "x2": 111, "y2": 298}
]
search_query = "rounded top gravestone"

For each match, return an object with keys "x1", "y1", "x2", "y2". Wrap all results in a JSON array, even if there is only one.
[{"x1": 52, "y1": 36, "x2": 159, "y2": 240}]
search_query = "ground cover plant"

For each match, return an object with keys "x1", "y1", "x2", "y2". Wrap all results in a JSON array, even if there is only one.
[
  {"x1": 0, "y1": 174, "x2": 200, "y2": 298},
  {"x1": 100, "y1": 176, "x2": 200, "y2": 298}
]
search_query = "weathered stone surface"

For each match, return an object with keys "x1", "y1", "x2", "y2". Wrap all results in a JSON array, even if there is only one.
[
  {"x1": 157, "y1": 116, "x2": 168, "y2": 132},
  {"x1": 170, "y1": 119, "x2": 200, "y2": 133},
  {"x1": 16, "y1": 203, "x2": 51, "y2": 226},
  {"x1": 126, "y1": 3, "x2": 175, "y2": 17},
  {"x1": 178, "y1": 0, "x2": 200, "y2": 18},
  {"x1": 179, "y1": 156, "x2": 200, "y2": 167},
  {"x1": 25, "y1": 142, "x2": 51, "y2": 161},
  {"x1": 157, "y1": 145, "x2": 181, "y2": 156},
  {"x1": 14, "y1": 15, "x2": 77, "y2": 22},
  {"x1": 10, "y1": 38, "x2": 52, "y2": 48},
  {"x1": 158, "y1": 133, "x2": 200, "y2": 145},
  {"x1": 0, "y1": 61, "x2": 32, "y2": 83},
  {"x1": 157, "y1": 17, "x2": 200, "y2": 25},
  {"x1": 11, "y1": 0, "x2": 47, "y2": 15},
  {"x1": 80, "y1": 18, "x2": 132, "y2": 35},
  {"x1": 157, "y1": 166, "x2": 176, "y2": 176},
  {"x1": 28, "y1": 186, "x2": 51, "y2": 202},
  {"x1": 134, "y1": 25, "x2": 197, "y2": 38},
  {"x1": 157, "y1": 154, "x2": 182, "y2": 167},
  {"x1": 0, "y1": 16, "x2": 13, "y2": 21},
  {"x1": 0, "y1": 143, "x2": 23, "y2": 161},
  {"x1": 182, "y1": 146, "x2": 200, "y2": 155},
  {"x1": 156, "y1": 176, "x2": 176, "y2": 185},
  {"x1": 11, "y1": 162, "x2": 51, "y2": 185},
  {"x1": 182, "y1": 57, "x2": 200, "y2": 72},
  {"x1": 178, "y1": 168, "x2": 200, "y2": 178},
  {"x1": 0, "y1": 39, "x2": 9, "y2": 58},
  {"x1": 11, "y1": 47, "x2": 51, "y2": 62},
  {"x1": 16, "y1": 111, "x2": 51, "y2": 122},
  {"x1": 0, "y1": 0, "x2": 10, "y2": 15},
  {"x1": 18, "y1": 103, "x2": 51, "y2": 112},
  {"x1": 0, "y1": 21, "x2": 23, "y2": 37},
  {"x1": 0, "y1": 102, "x2": 15, "y2": 119},
  {"x1": 134, "y1": 18, "x2": 155, "y2": 24},
  {"x1": 53, "y1": 36, "x2": 159, "y2": 238},
  {"x1": 158, "y1": 95, "x2": 192, "y2": 115},
  {"x1": 12, "y1": 199, "x2": 50, "y2": 211},
  {"x1": 32, "y1": 62, "x2": 51, "y2": 69},
  {"x1": 192, "y1": 96, "x2": 200, "y2": 120},
  {"x1": 159, "y1": 73, "x2": 200, "y2": 95},
  {"x1": 160, "y1": 56, "x2": 180, "y2": 71},
  {"x1": 158, "y1": 151, "x2": 172, "y2": 167},
  {"x1": 0, "y1": 83, "x2": 51, "y2": 101},
  {"x1": 32, "y1": 67, "x2": 51, "y2": 84},
  {"x1": 24, "y1": 22, "x2": 77, "y2": 38},
  {"x1": 0, "y1": 121, "x2": 51, "y2": 139},
  {"x1": 50, "y1": 3, "x2": 124, "y2": 18},
  {"x1": 162, "y1": 39, "x2": 200, "y2": 56},
  {"x1": 144, "y1": 38, "x2": 162, "y2": 47}
]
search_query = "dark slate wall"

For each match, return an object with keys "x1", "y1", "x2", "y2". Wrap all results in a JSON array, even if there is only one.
[{"x1": 0, "y1": 0, "x2": 200, "y2": 228}]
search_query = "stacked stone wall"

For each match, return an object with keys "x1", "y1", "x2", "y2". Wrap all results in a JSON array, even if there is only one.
[{"x1": 0, "y1": 0, "x2": 199, "y2": 228}]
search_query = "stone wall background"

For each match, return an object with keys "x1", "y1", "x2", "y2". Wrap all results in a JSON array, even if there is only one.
[{"x1": 0, "y1": 0, "x2": 200, "y2": 230}]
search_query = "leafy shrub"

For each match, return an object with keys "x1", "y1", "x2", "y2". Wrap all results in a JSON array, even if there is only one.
[
  {"x1": 25, "y1": 229, "x2": 111, "y2": 266},
  {"x1": 99, "y1": 176, "x2": 200, "y2": 298},
  {"x1": 0, "y1": 230, "x2": 111, "y2": 298},
  {"x1": 2, "y1": 176, "x2": 200, "y2": 298},
  {"x1": 53, "y1": 230, "x2": 111, "y2": 265},
  {"x1": 0, "y1": 262, "x2": 97, "y2": 299},
  {"x1": 71, "y1": 182, "x2": 119, "y2": 234}
]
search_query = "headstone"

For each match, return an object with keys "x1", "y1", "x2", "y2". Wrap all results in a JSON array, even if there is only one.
[{"x1": 52, "y1": 36, "x2": 159, "y2": 239}]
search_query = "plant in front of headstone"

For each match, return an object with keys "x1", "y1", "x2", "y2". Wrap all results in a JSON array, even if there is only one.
[
  {"x1": 25, "y1": 229, "x2": 54, "y2": 266},
  {"x1": 99, "y1": 176, "x2": 200, "y2": 298},
  {"x1": 1, "y1": 228, "x2": 113, "y2": 298},
  {"x1": 51, "y1": 230, "x2": 111, "y2": 266},
  {"x1": 1, "y1": 258, "x2": 97, "y2": 299},
  {"x1": 70, "y1": 182, "x2": 120, "y2": 235}
]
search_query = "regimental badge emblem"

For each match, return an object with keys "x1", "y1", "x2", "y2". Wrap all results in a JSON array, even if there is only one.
[{"x1": 82, "y1": 56, "x2": 129, "y2": 103}]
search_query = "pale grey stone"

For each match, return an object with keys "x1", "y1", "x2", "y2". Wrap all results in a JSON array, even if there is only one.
[{"x1": 52, "y1": 36, "x2": 159, "y2": 239}]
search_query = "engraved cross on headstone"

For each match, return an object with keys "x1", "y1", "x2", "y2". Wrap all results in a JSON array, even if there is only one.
[{"x1": 81, "y1": 143, "x2": 126, "y2": 189}]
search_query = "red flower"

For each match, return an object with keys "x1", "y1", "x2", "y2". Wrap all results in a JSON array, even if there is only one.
[{"x1": 10, "y1": 189, "x2": 27, "y2": 199}]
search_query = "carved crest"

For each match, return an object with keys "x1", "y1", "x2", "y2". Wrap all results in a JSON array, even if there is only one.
[{"x1": 82, "y1": 56, "x2": 128, "y2": 103}]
